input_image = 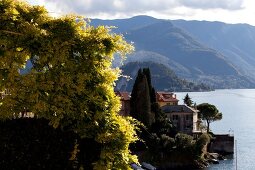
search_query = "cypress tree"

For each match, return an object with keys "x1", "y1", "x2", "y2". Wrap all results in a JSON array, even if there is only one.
[
  {"x1": 144, "y1": 68, "x2": 157, "y2": 118},
  {"x1": 130, "y1": 69, "x2": 155, "y2": 128},
  {"x1": 140, "y1": 75, "x2": 153, "y2": 127},
  {"x1": 130, "y1": 68, "x2": 175, "y2": 137},
  {"x1": 143, "y1": 68, "x2": 156, "y2": 103},
  {"x1": 150, "y1": 87, "x2": 157, "y2": 105},
  {"x1": 130, "y1": 69, "x2": 143, "y2": 118},
  {"x1": 143, "y1": 68, "x2": 152, "y2": 90}
]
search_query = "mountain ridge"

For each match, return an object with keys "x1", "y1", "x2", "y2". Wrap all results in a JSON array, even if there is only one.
[
  {"x1": 171, "y1": 19, "x2": 255, "y2": 80},
  {"x1": 91, "y1": 16, "x2": 255, "y2": 89},
  {"x1": 117, "y1": 61, "x2": 211, "y2": 92}
]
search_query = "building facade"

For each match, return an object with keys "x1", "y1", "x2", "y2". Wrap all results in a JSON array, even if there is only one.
[
  {"x1": 115, "y1": 91, "x2": 201, "y2": 135},
  {"x1": 161, "y1": 104, "x2": 200, "y2": 134},
  {"x1": 156, "y1": 91, "x2": 179, "y2": 107},
  {"x1": 115, "y1": 91, "x2": 131, "y2": 116}
]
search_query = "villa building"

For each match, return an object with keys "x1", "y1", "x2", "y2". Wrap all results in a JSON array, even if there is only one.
[
  {"x1": 155, "y1": 91, "x2": 200, "y2": 134},
  {"x1": 115, "y1": 91, "x2": 131, "y2": 116},
  {"x1": 156, "y1": 91, "x2": 179, "y2": 107},
  {"x1": 116, "y1": 91, "x2": 201, "y2": 134},
  {"x1": 161, "y1": 104, "x2": 200, "y2": 135}
]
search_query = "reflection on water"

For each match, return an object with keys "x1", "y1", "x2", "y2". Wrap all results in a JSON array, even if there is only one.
[{"x1": 176, "y1": 89, "x2": 255, "y2": 170}]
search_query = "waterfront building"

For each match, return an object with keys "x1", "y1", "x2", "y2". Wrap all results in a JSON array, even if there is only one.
[
  {"x1": 156, "y1": 91, "x2": 179, "y2": 107},
  {"x1": 115, "y1": 91, "x2": 131, "y2": 116},
  {"x1": 161, "y1": 104, "x2": 200, "y2": 135},
  {"x1": 116, "y1": 91, "x2": 201, "y2": 134}
]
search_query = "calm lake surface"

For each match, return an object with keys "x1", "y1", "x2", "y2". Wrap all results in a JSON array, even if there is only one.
[{"x1": 176, "y1": 89, "x2": 255, "y2": 170}]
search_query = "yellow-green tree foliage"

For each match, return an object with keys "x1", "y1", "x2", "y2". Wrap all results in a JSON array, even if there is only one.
[{"x1": 0, "y1": 0, "x2": 138, "y2": 169}]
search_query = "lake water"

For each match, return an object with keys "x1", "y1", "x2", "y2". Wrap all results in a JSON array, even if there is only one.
[{"x1": 176, "y1": 89, "x2": 255, "y2": 170}]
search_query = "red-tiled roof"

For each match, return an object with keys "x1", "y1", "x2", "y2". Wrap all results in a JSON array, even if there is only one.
[{"x1": 156, "y1": 91, "x2": 179, "y2": 102}]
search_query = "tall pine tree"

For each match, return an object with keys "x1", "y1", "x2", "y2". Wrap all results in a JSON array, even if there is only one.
[
  {"x1": 130, "y1": 67, "x2": 175, "y2": 136},
  {"x1": 143, "y1": 68, "x2": 158, "y2": 119},
  {"x1": 140, "y1": 75, "x2": 152, "y2": 127},
  {"x1": 130, "y1": 69, "x2": 155, "y2": 128},
  {"x1": 183, "y1": 93, "x2": 193, "y2": 107},
  {"x1": 143, "y1": 68, "x2": 156, "y2": 103},
  {"x1": 130, "y1": 69, "x2": 143, "y2": 119}
]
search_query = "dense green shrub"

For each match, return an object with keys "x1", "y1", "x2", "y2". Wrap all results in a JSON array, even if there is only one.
[
  {"x1": 0, "y1": 1, "x2": 138, "y2": 169},
  {"x1": 0, "y1": 118, "x2": 102, "y2": 169},
  {"x1": 160, "y1": 134, "x2": 175, "y2": 152},
  {"x1": 175, "y1": 133, "x2": 194, "y2": 150},
  {"x1": 194, "y1": 133, "x2": 210, "y2": 158}
]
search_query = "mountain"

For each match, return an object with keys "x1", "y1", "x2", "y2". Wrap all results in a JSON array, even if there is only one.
[
  {"x1": 171, "y1": 20, "x2": 255, "y2": 80},
  {"x1": 92, "y1": 15, "x2": 160, "y2": 33},
  {"x1": 125, "y1": 21, "x2": 238, "y2": 76},
  {"x1": 116, "y1": 61, "x2": 211, "y2": 92},
  {"x1": 91, "y1": 16, "x2": 255, "y2": 88}
]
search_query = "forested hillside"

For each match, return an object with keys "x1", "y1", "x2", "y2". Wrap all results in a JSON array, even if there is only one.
[
  {"x1": 92, "y1": 16, "x2": 255, "y2": 89},
  {"x1": 116, "y1": 62, "x2": 211, "y2": 92}
]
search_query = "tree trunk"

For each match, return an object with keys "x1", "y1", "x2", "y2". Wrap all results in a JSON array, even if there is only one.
[{"x1": 206, "y1": 120, "x2": 210, "y2": 133}]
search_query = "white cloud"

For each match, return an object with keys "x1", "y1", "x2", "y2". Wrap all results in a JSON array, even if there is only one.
[
  {"x1": 31, "y1": 0, "x2": 244, "y2": 14},
  {"x1": 26, "y1": 0, "x2": 255, "y2": 26},
  {"x1": 179, "y1": 0, "x2": 244, "y2": 10}
]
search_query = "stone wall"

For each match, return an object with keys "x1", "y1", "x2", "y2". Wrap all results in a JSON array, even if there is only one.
[{"x1": 209, "y1": 134, "x2": 234, "y2": 154}]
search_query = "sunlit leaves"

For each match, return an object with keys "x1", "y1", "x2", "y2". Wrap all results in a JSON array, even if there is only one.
[{"x1": 0, "y1": 0, "x2": 137, "y2": 169}]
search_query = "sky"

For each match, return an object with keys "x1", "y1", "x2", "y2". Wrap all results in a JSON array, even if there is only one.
[{"x1": 27, "y1": 0, "x2": 255, "y2": 26}]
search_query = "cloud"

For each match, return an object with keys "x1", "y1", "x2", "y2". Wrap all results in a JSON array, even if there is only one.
[
  {"x1": 27, "y1": 0, "x2": 250, "y2": 25},
  {"x1": 42, "y1": 0, "x2": 179, "y2": 16},
  {"x1": 179, "y1": 0, "x2": 244, "y2": 10},
  {"x1": 40, "y1": 0, "x2": 244, "y2": 16}
]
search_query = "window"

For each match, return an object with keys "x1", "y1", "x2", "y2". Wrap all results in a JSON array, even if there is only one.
[
  {"x1": 172, "y1": 115, "x2": 178, "y2": 120},
  {"x1": 185, "y1": 115, "x2": 192, "y2": 121},
  {"x1": 185, "y1": 124, "x2": 192, "y2": 129}
]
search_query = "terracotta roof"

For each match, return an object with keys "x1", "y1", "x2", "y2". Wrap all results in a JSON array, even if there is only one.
[
  {"x1": 115, "y1": 91, "x2": 130, "y2": 101},
  {"x1": 161, "y1": 105, "x2": 198, "y2": 113},
  {"x1": 156, "y1": 91, "x2": 179, "y2": 102}
]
